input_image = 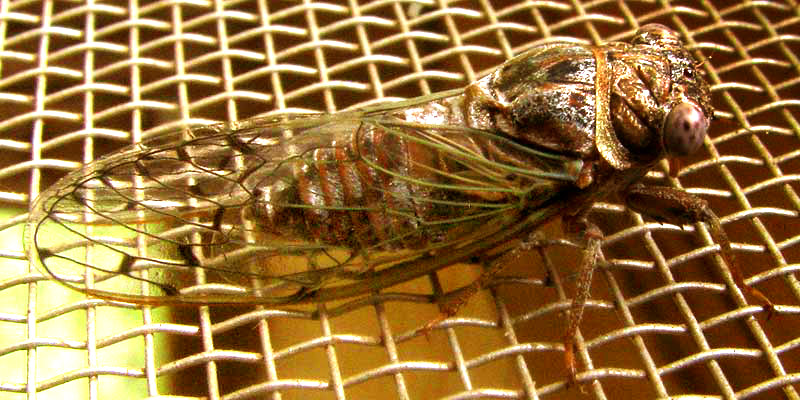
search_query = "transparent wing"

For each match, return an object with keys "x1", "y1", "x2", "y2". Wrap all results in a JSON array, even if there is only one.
[{"x1": 27, "y1": 93, "x2": 583, "y2": 306}]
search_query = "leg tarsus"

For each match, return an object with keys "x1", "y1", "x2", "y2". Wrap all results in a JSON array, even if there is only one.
[
  {"x1": 625, "y1": 184, "x2": 774, "y2": 316},
  {"x1": 697, "y1": 207, "x2": 775, "y2": 318}
]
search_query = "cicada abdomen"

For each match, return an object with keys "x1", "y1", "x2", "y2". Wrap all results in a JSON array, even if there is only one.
[{"x1": 248, "y1": 100, "x2": 583, "y2": 252}]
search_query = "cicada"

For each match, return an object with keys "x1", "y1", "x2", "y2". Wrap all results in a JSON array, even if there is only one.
[{"x1": 26, "y1": 24, "x2": 772, "y2": 383}]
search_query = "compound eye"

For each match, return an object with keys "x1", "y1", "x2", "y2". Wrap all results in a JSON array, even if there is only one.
[{"x1": 663, "y1": 102, "x2": 708, "y2": 157}]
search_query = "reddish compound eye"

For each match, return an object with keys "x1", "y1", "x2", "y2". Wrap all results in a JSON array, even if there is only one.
[{"x1": 663, "y1": 102, "x2": 708, "y2": 157}]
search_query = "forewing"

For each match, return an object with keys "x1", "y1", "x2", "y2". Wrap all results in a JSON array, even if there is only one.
[{"x1": 27, "y1": 96, "x2": 582, "y2": 306}]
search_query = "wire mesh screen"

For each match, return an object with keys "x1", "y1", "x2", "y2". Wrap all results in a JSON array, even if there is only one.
[{"x1": 1, "y1": 1, "x2": 799, "y2": 399}]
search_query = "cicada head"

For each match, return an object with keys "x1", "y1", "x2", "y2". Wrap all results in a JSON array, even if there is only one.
[
  {"x1": 608, "y1": 24, "x2": 715, "y2": 165},
  {"x1": 637, "y1": 24, "x2": 715, "y2": 158}
]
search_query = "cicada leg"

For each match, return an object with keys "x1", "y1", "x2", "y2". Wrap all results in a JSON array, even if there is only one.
[
  {"x1": 419, "y1": 232, "x2": 565, "y2": 332},
  {"x1": 467, "y1": 217, "x2": 603, "y2": 389},
  {"x1": 417, "y1": 223, "x2": 599, "y2": 388},
  {"x1": 624, "y1": 184, "x2": 775, "y2": 316},
  {"x1": 560, "y1": 215, "x2": 604, "y2": 388}
]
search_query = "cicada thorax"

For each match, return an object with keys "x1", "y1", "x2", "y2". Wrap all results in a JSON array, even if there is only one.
[{"x1": 473, "y1": 24, "x2": 712, "y2": 181}]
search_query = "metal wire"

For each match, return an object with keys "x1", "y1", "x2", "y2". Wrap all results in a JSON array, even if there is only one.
[{"x1": 1, "y1": 1, "x2": 799, "y2": 399}]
